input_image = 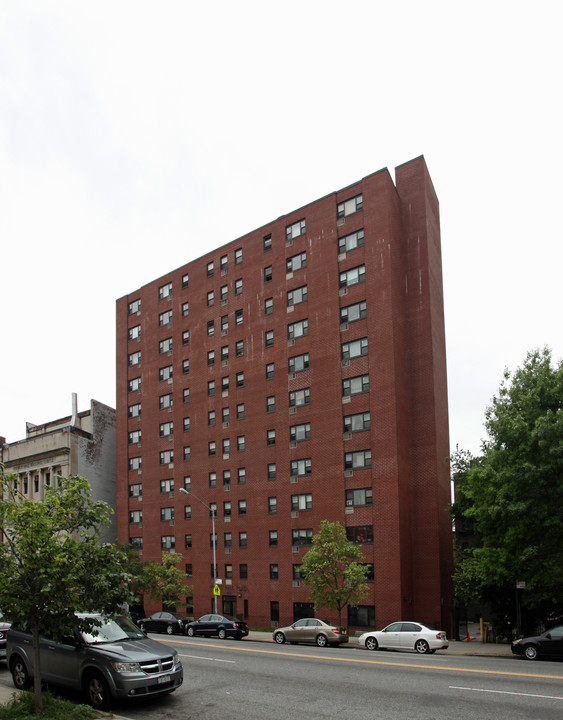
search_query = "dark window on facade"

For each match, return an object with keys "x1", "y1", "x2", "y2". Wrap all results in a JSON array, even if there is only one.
[
  {"x1": 346, "y1": 526, "x2": 374, "y2": 544},
  {"x1": 345, "y1": 488, "x2": 373, "y2": 507}
]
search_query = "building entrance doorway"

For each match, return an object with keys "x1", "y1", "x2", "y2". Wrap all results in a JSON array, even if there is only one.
[{"x1": 223, "y1": 595, "x2": 237, "y2": 618}]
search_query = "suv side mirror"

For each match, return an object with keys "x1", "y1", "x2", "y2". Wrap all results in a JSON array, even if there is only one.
[{"x1": 61, "y1": 634, "x2": 79, "y2": 646}]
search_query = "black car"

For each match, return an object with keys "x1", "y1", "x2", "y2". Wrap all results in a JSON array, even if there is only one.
[
  {"x1": 185, "y1": 614, "x2": 249, "y2": 640},
  {"x1": 139, "y1": 611, "x2": 192, "y2": 635},
  {"x1": 512, "y1": 625, "x2": 563, "y2": 660}
]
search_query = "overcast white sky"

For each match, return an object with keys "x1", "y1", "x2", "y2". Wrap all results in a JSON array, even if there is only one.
[{"x1": 1, "y1": 1, "x2": 561, "y2": 457}]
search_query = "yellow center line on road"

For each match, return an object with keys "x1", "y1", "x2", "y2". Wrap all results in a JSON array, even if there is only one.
[{"x1": 160, "y1": 638, "x2": 563, "y2": 681}]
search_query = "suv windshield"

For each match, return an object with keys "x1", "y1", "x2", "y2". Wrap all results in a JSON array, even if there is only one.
[{"x1": 80, "y1": 616, "x2": 145, "y2": 644}]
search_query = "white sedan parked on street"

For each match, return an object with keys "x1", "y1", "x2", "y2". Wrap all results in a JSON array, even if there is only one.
[{"x1": 359, "y1": 622, "x2": 448, "y2": 654}]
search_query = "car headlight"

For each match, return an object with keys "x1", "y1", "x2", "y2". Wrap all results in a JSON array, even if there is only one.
[
  {"x1": 173, "y1": 652, "x2": 181, "y2": 667},
  {"x1": 111, "y1": 661, "x2": 142, "y2": 673}
]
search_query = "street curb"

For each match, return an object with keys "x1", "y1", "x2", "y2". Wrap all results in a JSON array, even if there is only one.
[{"x1": 245, "y1": 630, "x2": 515, "y2": 657}]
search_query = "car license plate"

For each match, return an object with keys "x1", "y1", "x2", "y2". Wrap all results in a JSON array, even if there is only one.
[{"x1": 158, "y1": 675, "x2": 171, "y2": 684}]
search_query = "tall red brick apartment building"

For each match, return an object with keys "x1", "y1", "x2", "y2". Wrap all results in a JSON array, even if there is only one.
[{"x1": 116, "y1": 156, "x2": 453, "y2": 632}]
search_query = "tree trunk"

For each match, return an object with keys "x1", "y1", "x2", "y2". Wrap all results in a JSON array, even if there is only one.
[{"x1": 31, "y1": 623, "x2": 43, "y2": 712}]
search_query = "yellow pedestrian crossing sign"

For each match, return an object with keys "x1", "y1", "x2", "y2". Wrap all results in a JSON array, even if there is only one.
[{"x1": 213, "y1": 584, "x2": 221, "y2": 596}]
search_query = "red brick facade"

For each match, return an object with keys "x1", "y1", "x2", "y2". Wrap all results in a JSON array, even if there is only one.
[{"x1": 115, "y1": 156, "x2": 453, "y2": 633}]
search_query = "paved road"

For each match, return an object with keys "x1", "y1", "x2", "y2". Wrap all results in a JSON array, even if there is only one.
[{"x1": 2, "y1": 634, "x2": 561, "y2": 720}]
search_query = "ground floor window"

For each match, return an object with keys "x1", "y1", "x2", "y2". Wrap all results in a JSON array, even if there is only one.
[
  {"x1": 348, "y1": 605, "x2": 375, "y2": 628},
  {"x1": 271, "y1": 601, "x2": 279, "y2": 623},
  {"x1": 293, "y1": 602, "x2": 314, "y2": 622}
]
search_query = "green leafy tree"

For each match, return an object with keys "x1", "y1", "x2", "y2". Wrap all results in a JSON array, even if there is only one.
[
  {"x1": 452, "y1": 348, "x2": 563, "y2": 633},
  {"x1": 139, "y1": 551, "x2": 193, "y2": 611},
  {"x1": 300, "y1": 520, "x2": 369, "y2": 628},
  {"x1": 0, "y1": 470, "x2": 133, "y2": 712}
]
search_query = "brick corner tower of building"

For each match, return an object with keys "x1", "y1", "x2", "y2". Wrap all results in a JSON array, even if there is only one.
[{"x1": 115, "y1": 155, "x2": 454, "y2": 634}]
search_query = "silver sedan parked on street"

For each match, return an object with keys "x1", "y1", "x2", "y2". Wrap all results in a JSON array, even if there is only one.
[
  {"x1": 273, "y1": 618, "x2": 348, "y2": 647},
  {"x1": 359, "y1": 621, "x2": 448, "y2": 654}
]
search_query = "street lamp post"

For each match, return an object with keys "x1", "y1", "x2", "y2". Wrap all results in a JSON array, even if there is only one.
[{"x1": 179, "y1": 487, "x2": 218, "y2": 613}]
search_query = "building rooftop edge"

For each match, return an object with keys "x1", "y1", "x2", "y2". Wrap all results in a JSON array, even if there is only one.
[{"x1": 115, "y1": 157, "x2": 422, "y2": 302}]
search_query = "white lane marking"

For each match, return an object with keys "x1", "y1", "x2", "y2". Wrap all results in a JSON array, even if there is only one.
[
  {"x1": 450, "y1": 686, "x2": 563, "y2": 701},
  {"x1": 180, "y1": 653, "x2": 235, "y2": 663}
]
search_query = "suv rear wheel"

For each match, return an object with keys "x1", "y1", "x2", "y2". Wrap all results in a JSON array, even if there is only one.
[{"x1": 10, "y1": 656, "x2": 31, "y2": 690}]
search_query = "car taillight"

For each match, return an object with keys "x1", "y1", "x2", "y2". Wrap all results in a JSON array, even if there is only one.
[{"x1": 435, "y1": 633, "x2": 442, "y2": 639}]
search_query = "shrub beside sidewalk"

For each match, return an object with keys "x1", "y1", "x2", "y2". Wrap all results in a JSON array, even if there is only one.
[{"x1": 0, "y1": 691, "x2": 97, "y2": 720}]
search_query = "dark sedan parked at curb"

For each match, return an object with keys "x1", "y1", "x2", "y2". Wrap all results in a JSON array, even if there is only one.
[
  {"x1": 139, "y1": 611, "x2": 192, "y2": 636},
  {"x1": 273, "y1": 618, "x2": 349, "y2": 647},
  {"x1": 185, "y1": 614, "x2": 249, "y2": 640},
  {"x1": 512, "y1": 625, "x2": 563, "y2": 660}
]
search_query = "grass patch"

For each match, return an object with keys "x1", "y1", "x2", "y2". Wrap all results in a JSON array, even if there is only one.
[{"x1": 0, "y1": 691, "x2": 97, "y2": 719}]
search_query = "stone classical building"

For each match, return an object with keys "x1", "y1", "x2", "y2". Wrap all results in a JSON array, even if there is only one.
[{"x1": 1, "y1": 395, "x2": 117, "y2": 542}]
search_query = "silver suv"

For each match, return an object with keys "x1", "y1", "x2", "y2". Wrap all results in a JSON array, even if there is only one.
[{"x1": 7, "y1": 613, "x2": 183, "y2": 710}]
